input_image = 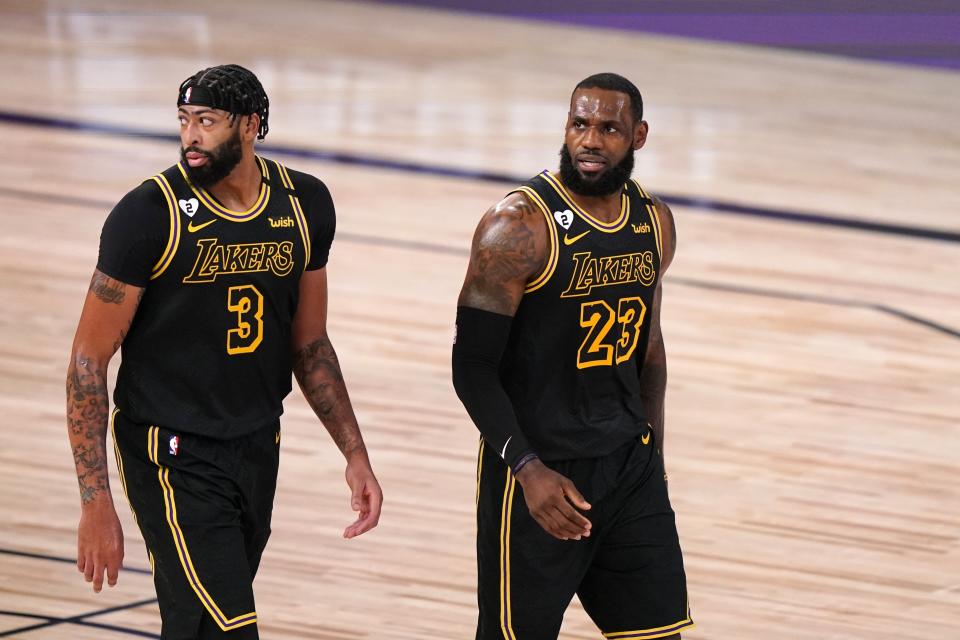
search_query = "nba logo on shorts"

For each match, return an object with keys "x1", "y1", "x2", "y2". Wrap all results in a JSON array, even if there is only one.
[{"x1": 169, "y1": 435, "x2": 180, "y2": 456}]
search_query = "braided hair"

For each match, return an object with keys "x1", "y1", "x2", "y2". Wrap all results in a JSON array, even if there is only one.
[{"x1": 177, "y1": 64, "x2": 270, "y2": 140}]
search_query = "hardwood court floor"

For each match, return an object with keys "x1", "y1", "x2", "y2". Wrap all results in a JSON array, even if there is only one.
[{"x1": 0, "y1": 1, "x2": 958, "y2": 638}]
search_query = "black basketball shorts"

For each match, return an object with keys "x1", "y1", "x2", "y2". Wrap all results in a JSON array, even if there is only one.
[
  {"x1": 111, "y1": 409, "x2": 280, "y2": 639},
  {"x1": 475, "y1": 429, "x2": 693, "y2": 640}
]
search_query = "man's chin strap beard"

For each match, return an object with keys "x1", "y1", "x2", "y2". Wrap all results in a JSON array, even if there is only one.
[
  {"x1": 181, "y1": 131, "x2": 243, "y2": 190},
  {"x1": 559, "y1": 144, "x2": 635, "y2": 197}
]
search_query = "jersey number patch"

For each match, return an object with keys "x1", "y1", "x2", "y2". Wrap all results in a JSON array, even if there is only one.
[
  {"x1": 577, "y1": 296, "x2": 647, "y2": 369},
  {"x1": 227, "y1": 285, "x2": 264, "y2": 355}
]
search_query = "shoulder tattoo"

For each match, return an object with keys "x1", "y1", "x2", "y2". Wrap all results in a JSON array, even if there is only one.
[{"x1": 90, "y1": 271, "x2": 126, "y2": 304}]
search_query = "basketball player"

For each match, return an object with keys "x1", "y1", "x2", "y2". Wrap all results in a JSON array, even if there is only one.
[
  {"x1": 453, "y1": 73, "x2": 693, "y2": 639},
  {"x1": 66, "y1": 64, "x2": 382, "y2": 638}
]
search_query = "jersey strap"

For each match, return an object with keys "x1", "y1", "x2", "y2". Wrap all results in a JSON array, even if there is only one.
[
  {"x1": 507, "y1": 185, "x2": 559, "y2": 294},
  {"x1": 148, "y1": 173, "x2": 182, "y2": 280},
  {"x1": 629, "y1": 179, "x2": 663, "y2": 260},
  {"x1": 268, "y1": 159, "x2": 311, "y2": 269}
]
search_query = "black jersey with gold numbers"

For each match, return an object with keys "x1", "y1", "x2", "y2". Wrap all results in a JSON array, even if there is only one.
[
  {"x1": 500, "y1": 171, "x2": 664, "y2": 461},
  {"x1": 97, "y1": 157, "x2": 335, "y2": 438}
]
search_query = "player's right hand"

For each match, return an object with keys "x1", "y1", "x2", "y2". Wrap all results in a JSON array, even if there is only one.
[
  {"x1": 343, "y1": 455, "x2": 383, "y2": 539},
  {"x1": 77, "y1": 500, "x2": 124, "y2": 593},
  {"x1": 514, "y1": 460, "x2": 591, "y2": 541}
]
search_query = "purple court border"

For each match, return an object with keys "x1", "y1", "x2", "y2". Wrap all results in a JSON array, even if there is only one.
[{"x1": 373, "y1": 0, "x2": 960, "y2": 71}]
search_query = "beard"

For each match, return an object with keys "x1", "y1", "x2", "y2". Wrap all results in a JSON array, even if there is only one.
[
  {"x1": 558, "y1": 144, "x2": 635, "y2": 197},
  {"x1": 180, "y1": 128, "x2": 243, "y2": 190}
]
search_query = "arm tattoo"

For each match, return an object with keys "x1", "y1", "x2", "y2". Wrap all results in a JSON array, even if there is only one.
[
  {"x1": 293, "y1": 335, "x2": 366, "y2": 458},
  {"x1": 90, "y1": 271, "x2": 126, "y2": 304},
  {"x1": 459, "y1": 197, "x2": 546, "y2": 315},
  {"x1": 66, "y1": 356, "x2": 111, "y2": 504}
]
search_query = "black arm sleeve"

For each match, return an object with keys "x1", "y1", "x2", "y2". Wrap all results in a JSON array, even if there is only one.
[
  {"x1": 452, "y1": 305, "x2": 536, "y2": 471},
  {"x1": 96, "y1": 180, "x2": 169, "y2": 287}
]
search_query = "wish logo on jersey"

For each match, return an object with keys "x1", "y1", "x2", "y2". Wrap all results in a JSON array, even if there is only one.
[
  {"x1": 183, "y1": 238, "x2": 295, "y2": 283},
  {"x1": 560, "y1": 250, "x2": 656, "y2": 298}
]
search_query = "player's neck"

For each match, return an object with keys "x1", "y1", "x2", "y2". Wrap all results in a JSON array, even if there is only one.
[
  {"x1": 206, "y1": 154, "x2": 262, "y2": 211},
  {"x1": 564, "y1": 186, "x2": 624, "y2": 223}
]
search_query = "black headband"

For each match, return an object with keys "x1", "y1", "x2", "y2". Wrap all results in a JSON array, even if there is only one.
[
  {"x1": 176, "y1": 64, "x2": 270, "y2": 139},
  {"x1": 177, "y1": 84, "x2": 219, "y2": 109}
]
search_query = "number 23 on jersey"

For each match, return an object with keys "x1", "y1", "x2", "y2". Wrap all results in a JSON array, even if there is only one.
[{"x1": 577, "y1": 296, "x2": 646, "y2": 369}]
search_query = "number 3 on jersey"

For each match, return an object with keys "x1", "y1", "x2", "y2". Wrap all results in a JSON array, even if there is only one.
[
  {"x1": 577, "y1": 296, "x2": 647, "y2": 369},
  {"x1": 227, "y1": 285, "x2": 264, "y2": 355}
]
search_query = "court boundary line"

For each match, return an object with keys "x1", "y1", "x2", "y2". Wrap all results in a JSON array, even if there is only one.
[
  {"x1": 0, "y1": 185, "x2": 955, "y2": 340},
  {"x1": 0, "y1": 599, "x2": 160, "y2": 638},
  {"x1": 1, "y1": 109, "x2": 958, "y2": 244},
  {"x1": 0, "y1": 548, "x2": 151, "y2": 575},
  {"x1": 671, "y1": 277, "x2": 960, "y2": 340},
  {"x1": 0, "y1": 548, "x2": 158, "y2": 637}
]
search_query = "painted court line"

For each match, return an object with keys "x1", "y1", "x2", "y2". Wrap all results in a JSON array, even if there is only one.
[
  {"x1": 0, "y1": 599, "x2": 159, "y2": 638},
  {"x1": 0, "y1": 185, "x2": 954, "y2": 340},
  {"x1": 1, "y1": 109, "x2": 958, "y2": 244}
]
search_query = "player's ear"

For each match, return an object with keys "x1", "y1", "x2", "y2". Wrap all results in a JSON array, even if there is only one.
[
  {"x1": 633, "y1": 120, "x2": 648, "y2": 150},
  {"x1": 242, "y1": 113, "x2": 260, "y2": 140}
]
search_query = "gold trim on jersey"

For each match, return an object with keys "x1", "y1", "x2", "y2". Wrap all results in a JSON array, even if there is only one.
[
  {"x1": 147, "y1": 426, "x2": 258, "y2": 632},
  {"x1": 499, "y1": 468, "x2": 518, "y2": 640},
  {"x1": 511, "y1": 186, "x2": 558, "y2": 293},
  {"x1": 540, "y1": 171, "x2": 629, "y2": 233},
  {"x1": 149, "y1": 175, "x2": 181, "y2": 280},
  {"x1": 272, "y1": 161, "x2": 312, "y2": 269},
  {"x1": 631, "y1": 179, "x2": 663, "y2": 260},
  {"x1": 255, "y1": 155, "x2": 269, "y2": 177},
  {"x1": 602, "y1": 600, "x2": 695, "y2": 638},
  {"x1": 273, "y1": 158, "x2": 293, "y2": 190},
  {"x1": 476, "y1": 438, "x2": 485, "y2": 508},
  {"x1": 176, "y1": 157, "x2": 270, "y2": 222}
]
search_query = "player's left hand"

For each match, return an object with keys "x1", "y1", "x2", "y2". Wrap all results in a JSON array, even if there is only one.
[{"x1": 343, "y1": 454, "x2": 382, "y2": 539}]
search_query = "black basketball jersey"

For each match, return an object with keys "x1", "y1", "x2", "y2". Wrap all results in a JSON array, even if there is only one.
[
  {"x1": 500, "y1": 171, "x2": 664, "y2": 461},
  {"x1": 103, "y1": 157, "x2": 333, "y2": 438}
]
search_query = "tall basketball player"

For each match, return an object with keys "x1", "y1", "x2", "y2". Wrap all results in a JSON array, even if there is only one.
[
  {"x1": 453, "y1": 73, "x2": 693, "y2": 639},
  {"x1": 66, "y1": 64, "x2": 382, "y2": 638}
]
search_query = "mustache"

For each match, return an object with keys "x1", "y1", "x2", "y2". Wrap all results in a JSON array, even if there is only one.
[
  {"x1": 558, "y1": 144, "x2": 634, "y2": 197},
  {"x1": 182, "y1": 146, "x2": 213, "y2": 157}
]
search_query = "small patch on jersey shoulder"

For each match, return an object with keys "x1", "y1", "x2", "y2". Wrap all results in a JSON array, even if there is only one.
[
  {"x1": 553, "y1": 209, "x2": 574, "y2": 229},
  {"x1": 178, "y1": 198, "x2": 199, "y2": 217}
]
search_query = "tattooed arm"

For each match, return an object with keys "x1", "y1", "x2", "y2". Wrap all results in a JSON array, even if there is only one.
[
  {"x1": 292, "y1": 267, "x2": 382, "y2": 539},
  {"x1": 639, "y1": 198, "x2": 677, "y2": 468},
  {"x1": 68, "y1": 269, "x2": 144, "y2": 592},
  {"x1": 457, "y1": 192, "x2": 548, "y2": 314},
  {"x1": 455, "y1": 193, "x2": 593, "y2": 541}
]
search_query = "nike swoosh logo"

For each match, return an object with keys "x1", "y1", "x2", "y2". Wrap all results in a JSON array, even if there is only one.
[
  {"x1": 187, "y1": 219, "x2": 217, "y2": 233},
  {"x1": 642, "y1": 432, "x2": 651, "y2": 445},
  {"x1": 500, "y1": 436, "x2": 512, "y2": 459},
  {"x1": 563, "y1": 230, "x2": 590, "y2": 246}
]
